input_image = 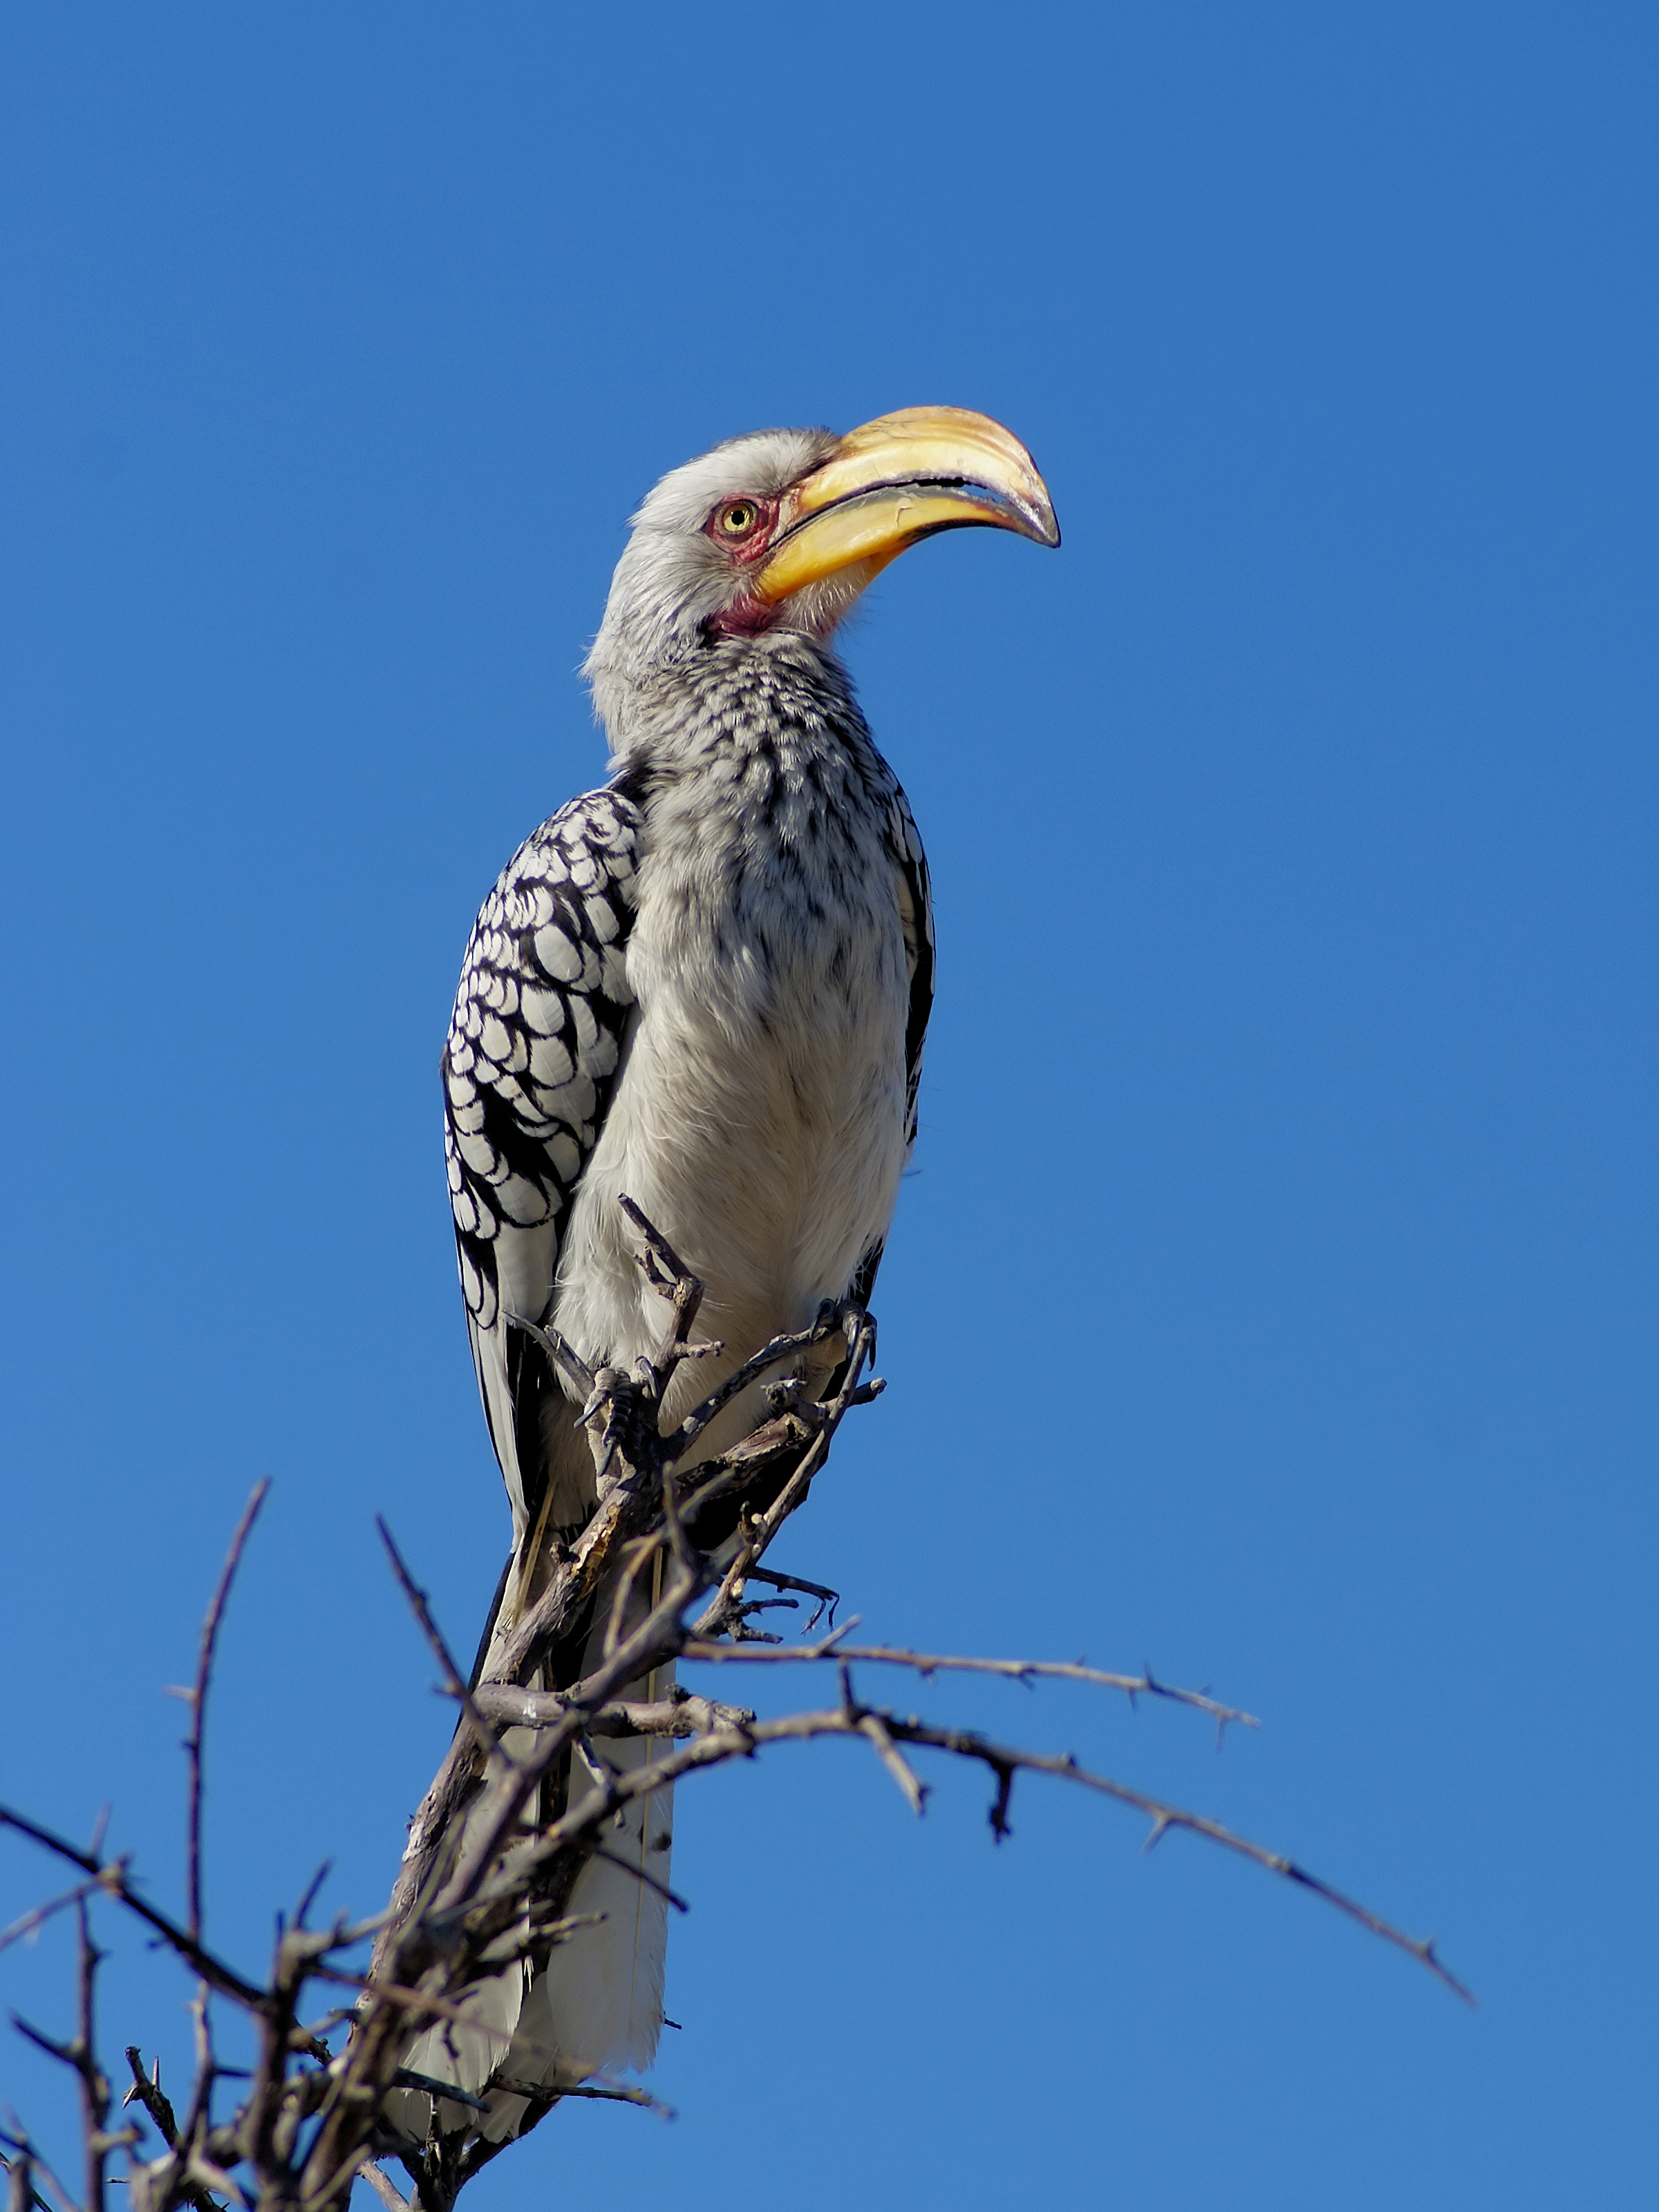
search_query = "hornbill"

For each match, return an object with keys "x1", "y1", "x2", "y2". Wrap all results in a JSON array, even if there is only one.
[{"x1": 402, "y1": 408, "x2": 1058, "y2": 2136}]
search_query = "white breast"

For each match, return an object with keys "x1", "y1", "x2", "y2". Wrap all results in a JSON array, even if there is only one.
[{"x1": 552, "y1": 737, "x2": 912, "y2": 1392}]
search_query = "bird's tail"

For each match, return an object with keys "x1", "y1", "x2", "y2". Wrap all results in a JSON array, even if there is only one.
[{"x1": 385, "y1": 1560, "x2": 673, "y2": 2148}]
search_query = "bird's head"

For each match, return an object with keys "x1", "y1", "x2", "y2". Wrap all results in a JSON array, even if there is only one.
[{"x1": 585, "y1": 406, "x2": 1059, "y2": 733}]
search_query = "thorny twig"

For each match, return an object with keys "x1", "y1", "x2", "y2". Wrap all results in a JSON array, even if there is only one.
[
  {"x1": 1, "y1": 2124, "x2": 72, "y2": 2212},
  {"x1": 680, "y1": 1636, "x2": 1259, "y2": 1738},
  {"x1": 431, "y1": 1664, "x2": 1473, "y2": 2005},
  {"x1": 176, "y1": 1480, "x2": 270, "y2": 1947},
  {"x1": 0, "y1": 1806, "x2": 263, "y2": 2012},
  {"x1": 0, "y1": 1886, "x2": 109, "y2": 1965},
  {"x1": 0, "y1": 1200, "x2": 1470, "y2": 2212},
  {"x1": 8, "y1": 1900, "x2": 140, "y2": 2212},
  {"x1": 376, "y1": 1521, "x2": 521, "y2": 1790}
]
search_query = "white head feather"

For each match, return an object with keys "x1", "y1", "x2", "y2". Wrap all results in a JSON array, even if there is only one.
[{"x1": 583, "y1": 427, "x2": 883, "y2": 740}]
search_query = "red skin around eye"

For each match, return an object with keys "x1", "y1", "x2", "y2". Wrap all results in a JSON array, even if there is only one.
[
  {"x1": 704, "y1": 496, "x2": 778, "y2": 562},
  {"x1": 705, "y1": 496, "x2": 782, "y2": 635}
]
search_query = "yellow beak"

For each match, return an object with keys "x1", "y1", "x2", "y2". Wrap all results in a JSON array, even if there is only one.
[{"x1": 753, "y1": 405, "x2": 1060, "y2": 605}]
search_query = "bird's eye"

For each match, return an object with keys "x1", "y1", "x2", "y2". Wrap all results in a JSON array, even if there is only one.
[{"x1": 716, "y1": 499, "x2": 760, "y2": 536}]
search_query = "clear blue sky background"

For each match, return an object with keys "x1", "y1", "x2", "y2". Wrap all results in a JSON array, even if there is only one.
[{"x1": 2, "y1": 6, "x2": 1653, "y2": 2206}]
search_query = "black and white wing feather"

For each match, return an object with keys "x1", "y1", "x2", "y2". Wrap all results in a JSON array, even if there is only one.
[
  {"x1": 442, "y1": 784, "x2": 641, "y2": 1539},
  {"x1": 890, "y1": 782, "x2": 934, "y2": 1150},
  {"x1": 850, "y1": 781, "x2": 934, "y2": 1308}
]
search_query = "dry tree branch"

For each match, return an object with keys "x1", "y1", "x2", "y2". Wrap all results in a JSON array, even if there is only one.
[
  {"x1": 465, "y1": 1687, "x2": 754, "y2": 1737},
  {"x1": 120, "y1": 2051, "x2": 182, "y2": 2164},
  {"x1": 0, "y1": 1807, "x2": 264, "y2": 2013},
  {"x1": 1, "y1": 2149, "x2": 48, "y2": 2212},
  {"x1": 8, "y1": 1901, "x2": 138, "y2": 2212},
  {"x1": 442, "y1": 1669, "x2": 1473, "y2": 2005},
  {"x1": 176, "y1": 1481, "x2": 269, "y2": 1947},
  {"x1": 494, "y1": 2079, "x2": 669, "y2": 2115},
  {"x1": 355, "y1": 2164, "x2": 411, "y2": 2212},
  {"x1": 71, "y1": 1905, "x2": 115, "y2": 2212},
  {"x1": 0, "y1": 1888, "x2": 109, "y2": 1966},
  {"x1": 680, "y1": 1633, "x2": 1260, "y2": 1735},
  {"x1": 375, "y1": 1522, "x2": 525, "y2": 1794},
  {"x1": 0, "y1": 1200, "x2": 1470, "y2": 2212},
  {"x1": 1, "y1": 2124, "x2": 71, "y2": 2212}
]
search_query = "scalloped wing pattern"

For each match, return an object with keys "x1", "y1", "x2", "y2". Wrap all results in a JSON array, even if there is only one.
[{"x1": 442, "y1": 786, "x2": 641, "y2": 1523}]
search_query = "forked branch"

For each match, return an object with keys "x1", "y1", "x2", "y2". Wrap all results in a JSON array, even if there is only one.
[{"x1": 0, "y1": 1202, "x2": 1468, "y2": 2212}]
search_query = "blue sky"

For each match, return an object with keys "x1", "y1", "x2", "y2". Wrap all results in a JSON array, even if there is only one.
[{"x1": 1, "y1": 6, "x2": 1654, "y2": 2206}]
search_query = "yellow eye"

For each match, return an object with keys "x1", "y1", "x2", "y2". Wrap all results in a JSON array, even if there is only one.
[{"x1": 718, "y1": 500, "x2": 758, "y2": 536}]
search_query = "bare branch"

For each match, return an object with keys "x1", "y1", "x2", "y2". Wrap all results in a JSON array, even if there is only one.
[
  {"x1": 692, "y1": 1308, "x2": 876, "y2": 1639},
  {"x1": 0, "y1": 1222, "x2": 1468, "y2": 2212},
  {"x1": 682, "y1": 1638, "x2": 1259, "y2": 1734},
  {"x1": 1, "y1": 2128, "x2": 73, "y2": 2212},
  {"x1": 117, "y1": 2059, "x2": 224, "y2": 2212},
  {"x1": 376, "y1": 1521, "x2": 514, "y2": 1780},
  {"x1": 493, "y1": 2077, "x2": 673, "y2": 2118},
  {"x1": 856, "y1": 1714, "x2": 928, "y2": 1817},
  {"x1": 2, "y1": 2146, "x2": 48, "y2": 2212},
  {"x1": 307, "y1": 1967, "x2": 577, "y2": 2041},
  {"x1": 465, "y1": 1687, "x2": 753, "y2": 1738},
  {"x1": 492, "y1": 1696, "x2": 1472, "y2": 2003},
  {"x1": 666, "y1": 1313, "x2": 841, "y2": 1451},
  {"x1": 120, "y1": 2052, "x2": 178, "y2": 2152},
  {"x1": 10, "y1": 1910, "x2": 135, "y2": 2212},
  {"x1": 182, "y1": 1481, "x2": 270, "y2": 1947},
  {"x1": 585, "y1": 1848, "x2": 688, "y2": 1915},
  {"x1": 355, "y1": 2162, "x2": 411, "y2": 2211},
  {"x1": 0, "y1": 1808, "x2": 265, "y2": 2014},
  {"x1": 0, "y1": 1886, "x2": 109, "y2": 1964},
  {"x1": 73, "y1": 1904, "x2": 111, "y2": 2212}
]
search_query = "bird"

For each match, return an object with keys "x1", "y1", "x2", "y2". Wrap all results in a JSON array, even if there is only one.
[{"x1": 400, "y1": 406, "x2": 1058, "y2": 2139}]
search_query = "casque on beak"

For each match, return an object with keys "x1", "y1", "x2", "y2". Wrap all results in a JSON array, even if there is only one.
[{"x1": 752, "y1": 405, "x2": 1060, "y2": 606}]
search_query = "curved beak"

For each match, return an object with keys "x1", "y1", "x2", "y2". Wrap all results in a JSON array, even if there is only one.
[{"x1": 753, "y1": 405, "x2": 1060, "y2": 606}]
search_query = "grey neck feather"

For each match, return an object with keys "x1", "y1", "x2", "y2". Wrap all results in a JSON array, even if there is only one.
[
  {"x1": 600, "y1": 631, "x2": 876, "y2": 788},
  {"x1": 601, "y1": 636, "x2": 901, "y2": 993}
]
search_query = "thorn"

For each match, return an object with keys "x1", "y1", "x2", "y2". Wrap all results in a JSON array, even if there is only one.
[{"x1": 988, "y1": 1767, "x2": 1015, "y2": 1843}]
